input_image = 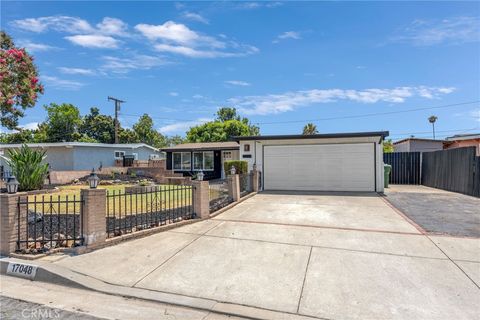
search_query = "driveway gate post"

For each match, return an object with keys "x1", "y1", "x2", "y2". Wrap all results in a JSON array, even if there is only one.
[
  {"x1": 192, "y1": 181, "x2": 209, "y2": 219},
  {"x1": 228, "y1": 174, "x2": 240, "y2": 202},
  {"x1": 81, "y1": 188, "x2": 107, "y2": 246},
  {"x1": 0, "y1": 193, "x2": 26, "y2": 255}
]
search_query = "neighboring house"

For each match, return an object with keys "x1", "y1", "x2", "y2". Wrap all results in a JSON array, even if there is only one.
[
  {"x1": 162, "y1": 141, "x2": 240, "y2": 180},
  {"x1": 444, "y1": 133, "x2": 480, "y2": 156},
  {"x1": 0, "y1": 142, "x2": 163, "y2": 172},
  {"x1": 393, "y1": 138, "x2": 444, "y2": 152},
  {"x1": 234, "y1": 131, "x2": 389, "y2": 192}
]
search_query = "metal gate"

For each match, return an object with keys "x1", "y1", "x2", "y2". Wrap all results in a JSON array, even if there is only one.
[{"x1": 383, "y1": 152, "x2": 421, "y2": 185}]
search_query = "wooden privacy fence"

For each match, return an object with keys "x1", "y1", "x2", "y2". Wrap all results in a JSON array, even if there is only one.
[
  {"x1": 422, "y1": 147, "x2": 479, "y2": 197},
  {"x1": 383, "y1": 152, "x2": 422, "y2": 185}
]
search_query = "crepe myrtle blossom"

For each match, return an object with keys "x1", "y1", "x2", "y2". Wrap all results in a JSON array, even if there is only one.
[{"x1": 1, "y1": 33, "x2": 44, "y2": 130}]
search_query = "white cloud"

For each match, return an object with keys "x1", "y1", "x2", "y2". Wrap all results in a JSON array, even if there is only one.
[
  {"x1": 42, "y1": 75, "x2": 84, "y2": 90},
  {"x1": 273, "y1": 31, "x2": 301, "y2": 43},
  {"x1": 169, "y1": 92, "x2": 179, "y2": 96},
  {"x1": 225, "y1": 80, "x2": 251, "y2": 86},
  {"x1": 158, "y1": 118, "x2": 212, "y2": 134},
  {"x1": 392, "y1": 16, "x2": 480, "y2": 46},
  {"x1": 230, "y1": 86, "x2": 456, "y2": 115},
  {"x1": 20, "y1": 122, "x2": 39, "y2": 130},
  {"x1": 11, "y1": 16, "x2": 94, "y2": 33},
  {"x1": 182, "y1": 12, "x2": 209, "y2": 24},
  {"x1": 136, "y1": 21, "x2": 258, "y2": 58},
  {"x1": 101, "y1": 54, "x2": 168, "y2": 74},
  {"x1": 192, "y1": 94, "x2": 204, "y2": 99},
  {"x1": 17, "y1": 40, "x2": 60, "y2": 53},
  {"x1": 96, "y1": 17, "x2": 128, "y2": 36},
  {"x1": 58, "y1": 67, "x2": 95, "y2": 75},
  {"x1": 65, "y1": 34, "x2": 119, "y2": 48}
]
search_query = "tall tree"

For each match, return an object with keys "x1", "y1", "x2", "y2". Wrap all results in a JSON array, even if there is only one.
[
  {"x1": 187, "y1": 107, "x2": 259, "y2": 142},
  {"x1": 1, "y1": 31, "x2": 44, "y2": 129},
  {"x1": 165, "y1": 135, "x2": 184, "y2": 146},
  {"x1": 78, "y1": 107, "x2": 115, "y2": 143},
  {"x1": 132, "y1": 114, "x2": 166, "y2": 148},
  {"x1": 302, "y1": 123, "x2": 318, "y2": 135},
  {"x1": 383, "y1": 139, "x2": 394, "y2": 153},
  {"x1": 42, "y1": 103, "x2": 82, "y2": 142}
]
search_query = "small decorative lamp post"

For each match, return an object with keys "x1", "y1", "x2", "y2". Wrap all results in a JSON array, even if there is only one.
[
  {"x1": 87, "y1": 169, "x2": 100, "y2": 189},
  {"x1": 197, "y1": 171, "x2": 204, "y2": 181},
  {"x1": 230, "y1": 165, "x2": 236, "y2": 175},
  {"x1": 6, "y1": 175, "x2": 19, "y2": 194}
]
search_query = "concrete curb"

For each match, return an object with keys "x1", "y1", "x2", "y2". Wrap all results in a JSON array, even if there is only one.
[{"x1": 0, "y1": 257, "x2": 318, "y2": 320}]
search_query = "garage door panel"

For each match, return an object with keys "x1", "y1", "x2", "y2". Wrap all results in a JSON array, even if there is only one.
[{"x1": 264, "y1": 143, "x2": 375, "y2": 192}]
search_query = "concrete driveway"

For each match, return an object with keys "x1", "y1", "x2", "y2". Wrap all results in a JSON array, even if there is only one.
[{"x1": 52, "y1": 192, "x2": 480, "y2": 320}]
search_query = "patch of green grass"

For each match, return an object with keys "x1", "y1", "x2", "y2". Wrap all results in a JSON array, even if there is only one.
[{"x1": 26, "y1": 184, "x2": 193, "y2": 216}]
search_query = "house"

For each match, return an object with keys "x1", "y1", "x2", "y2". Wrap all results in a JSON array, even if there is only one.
[
  {"x1": 444, "y1": 133, "x2": 480, "y2": 156},
  {"x1": 234, "y1": 131, "x2": 389, "y2": 192},
  {"x1": 0, "y1": 142, "x2": 163, "y2": 172},
  {"x1": 162, "y1": 141, "x2": 240, "y2": 180},
  {"x1": 393, "y1": 138, "x2": 444, "y2": 152}
]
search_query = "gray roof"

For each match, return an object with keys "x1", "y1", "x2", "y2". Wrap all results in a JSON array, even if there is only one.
[
  {"x1": 162, "y1": 141, "x2": 239, "y2": 152},
  {"x1": 445, "y1": 133, "x2": 480, "y2": 141},
  {"x1": 393, "y1": 138, "x2": 445, "y2": 145},
  {"x1": 233, "y1": 131, "x2": 390, "y2": 141},
  {"x1": 0, "y1": 142, "x2": 159, "y2": 151}
]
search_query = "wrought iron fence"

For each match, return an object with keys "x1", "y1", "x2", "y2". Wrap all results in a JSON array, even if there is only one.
[
  {"x1": 16, "y1": 194, "x2": 84, "y2": 253},
  {"x1": 209, "y1": 179, "x2": 232, "y2": 213},
  {"x1": 239, "y1": 173, "x2": 252, "y2": 197},
  {"x1": 106, "y1": 185, "x2": 194, "y2": 238}
]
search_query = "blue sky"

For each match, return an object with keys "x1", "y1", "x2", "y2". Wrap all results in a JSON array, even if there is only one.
[{"x1": 2, "y1": 1, "x2": 479, "y2": 140}]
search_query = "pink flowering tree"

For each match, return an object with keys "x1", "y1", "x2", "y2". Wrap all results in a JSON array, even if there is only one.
[{"x1": 0, "y1": 31, "x2": 44, "y2": 130}]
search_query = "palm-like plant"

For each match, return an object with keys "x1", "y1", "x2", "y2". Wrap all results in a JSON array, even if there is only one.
[
  {"x1": 303, "y1": 123, "x2": 318, "y2": 135},
  {"x1": 428, "y1": 115, "x2": 438, "y2": 139},
  {"x1": 6, "y1": 145, "x2": 49, "y2": 191}
]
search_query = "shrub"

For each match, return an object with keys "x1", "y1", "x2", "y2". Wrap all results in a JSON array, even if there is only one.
[
  {"x1": 224, "y1": 160, "x2": 248, "y2": 175},
  {"x1": 6, "y1": 144, "x2": 49, "y2": 191}
]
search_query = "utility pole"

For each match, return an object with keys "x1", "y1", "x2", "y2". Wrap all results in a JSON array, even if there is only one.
[{"x1": 108, "y1": 96, "x2": 125, "y2": 144}]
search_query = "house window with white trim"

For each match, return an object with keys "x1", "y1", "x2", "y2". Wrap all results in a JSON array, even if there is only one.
[
  {"x1": 192, "y1": 151, "x2": 214, "y2": 171},
  {"x1": 114, "y1": 151, "x2": 125, "y2": 159},
  {"x1": 173, "y1": 152, "x2": 191, "y2": 170}
]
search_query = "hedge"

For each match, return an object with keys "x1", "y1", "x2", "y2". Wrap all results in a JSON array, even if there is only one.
[{"x1": 224, "y1": 160, "x2": 248, "y2": 175}]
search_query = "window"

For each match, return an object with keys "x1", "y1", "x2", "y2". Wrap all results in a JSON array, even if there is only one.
[
  {"x1": 173, "y1": 152, "x2": 191, "y2": 170},
  {"x1": 244, "y1": 144, "x2": 250, "y2": 152},
  {"x1": 132, "y1": 153, "x2": 138, "y2": 160},
  {"x1": 223, "y1": 151, "x2": 232, "y2": 159},
  {"x1": 114, "y1": 151, "x2": 125, "y2": 159},
  {"x1": 192, "y1": 151, "x2": 214, "y2": 171},
  {"x1": 193, "y1": 152, "x2": 203, "y2": 170}
]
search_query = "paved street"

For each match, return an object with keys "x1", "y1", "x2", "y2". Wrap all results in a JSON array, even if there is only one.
[
  {"x1": 0, "y1": 276, "x2": 245, "y2": 320},
  {"x1": 49, "y1": 192, "x2": 480, "y2": 320}
]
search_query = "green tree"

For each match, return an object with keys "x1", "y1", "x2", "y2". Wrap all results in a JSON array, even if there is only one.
[
  {"x1": 42, "y1": 103, "x2": 82, "y2": 142},
  {"x1": 118, "y1": 128, "x2": 139, "y2": 144},
  {"x1": 216, "y1": 107, "x2": 241, "y2": 122},
  {"x1": 383, "y1": 139, "x2": 394, "y2": 153},
  {"x1": 187, "y1": 107, "x2": 259, "y2": 142},
  {"x1": 78, "y1": 107, "x2": 115, "y2": 143},
  {"x1": 0, "y1": 129, "x2": 34, "y2": 143},
  {"x1": 1, "y1": 31, "x2": 44, "y2": 130},
  {"x1": 302, "y1": 123, "x2": 318, "y2": 135},
  {"x1": 165, "y1": 135, "x2": 184, "y2": 146},
  {"x1": 132, "y1": 114, "x2": 166, "y2": 148}
]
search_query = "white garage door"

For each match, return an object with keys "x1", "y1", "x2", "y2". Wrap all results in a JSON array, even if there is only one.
[{"x1": 263, "y1": 143, "x2": 375, "y2": 192}]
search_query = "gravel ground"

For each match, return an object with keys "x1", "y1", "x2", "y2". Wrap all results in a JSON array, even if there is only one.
[
  {"x1": 0, "y1": 296, "x2": 105, "y2": 320},
  {"x1": 385, "y1": 187, "x2": 480, "y2": 237}
]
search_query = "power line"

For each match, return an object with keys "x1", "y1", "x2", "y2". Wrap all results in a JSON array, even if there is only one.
[
  {"x1": 254, "y1": 100, "x2": 479, "y2": 125},
  {"x1": 118, "y1": 100, "x2": 479, "y2": 126}
]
